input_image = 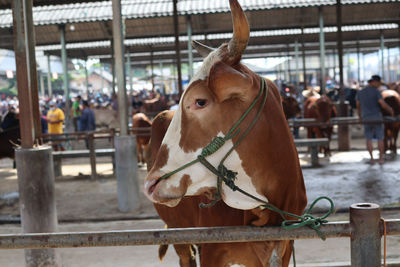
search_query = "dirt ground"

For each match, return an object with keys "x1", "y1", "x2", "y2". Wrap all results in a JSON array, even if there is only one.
[{"x1": 0, "y1": 126, "x2": 399, "y2": 266}]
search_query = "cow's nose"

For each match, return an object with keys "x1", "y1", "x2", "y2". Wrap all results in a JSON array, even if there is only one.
[{"x1": 143, "y1": 171, "x2": 166, "y2": 199}]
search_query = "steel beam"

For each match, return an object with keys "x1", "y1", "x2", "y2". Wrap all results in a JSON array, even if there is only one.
[
  {"x1": 380, "y1": 31, "x2": 385, "y2": 81},
  {"x1": 173, "y1": 0, "x2": 183, "y2": 96},
  {"x1": 187, "y1": 15, "x2": 194, "y2": 79},
  {"x1": 85, "y1": 57, "x2": 89, "y2": 97},
  {"x1": 294, "y1": 39, "x2": 299, "y2": 89},
  {"x1": 46, "y1": 54, "x2": 52, "y2": 98},
  {"x1": 112, "y1": 0, "x2": 128, "y2": 136},
  {"x1": 60, "y1": 24, "x2": 71, "y2": 131},
  {"x1": 319, "y1": 7, "x2": 326, "y2": 95}
]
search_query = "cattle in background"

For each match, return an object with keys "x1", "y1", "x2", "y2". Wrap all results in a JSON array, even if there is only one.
[
  {"x1": 140, "y1": 96, "x2": 170, "y2": 117},
  {"x1": 144, "y1": 1, "x2": 307, "y2": 266},
  {"x1": 281, "y1": 95, "x2": 301, "y2": 120},
  {"x1": 93, "y1": 107, "x2": 119, "y2": 129},
  {"x1": 131, "y1": 113, "x2": 152, "y2": 165},
  {"x1": 0, "y1": 112, "x2": 20, "y2": 162},
  {"x1": 389, "y1": 82, "x2": 400, "y2": 95},
  {"x1": 304, "y1": 95, "x2": 337, "y2": 155},
  {"x1": 381, "y1": 90, "x2": 400, "y2": 154}
]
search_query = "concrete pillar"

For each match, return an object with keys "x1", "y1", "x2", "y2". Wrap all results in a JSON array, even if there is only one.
[
  {"x1": 350, "y1": 203, "x2": 381, "y2": 267},
  {"x1": 114, "y1": 136, "x2": 140, "y2": 212},
  {"x1": 59, "y1": 25, "x2": 71, "y2": 131},
  {"x1": 47, "y1": 54, "x2": 53, "y2": 98},
  {"x1": 16, "y1": 147, "x2": 59, "y2": 266},
  {"x1": 319, "y1": 7, "x2": 326, "y2": 94}
]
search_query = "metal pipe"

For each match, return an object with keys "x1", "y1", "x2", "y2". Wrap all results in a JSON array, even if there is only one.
[
  {"x1": 127, "y1": 47, "x2": 133, "y2": 93},
  {"x1": 112, "y1": 0, "x2": 128, "y2": 136},
  {"x1": 60, "y1": 24, "x2": 71, "y2": 131},
  {"x1": 356, "y1": 40, "x2": 361, "y2": 83},
  {"x1": 39, "y1": 71, "x2": 45, "y2": 96},
  {"x1": 294, "y1": 39, "x2": 299, "y2": 89},
  {"x1": 173, "y1": 0, "x2": 183, "y2": 96},
  {"x1": 286, "y1": 44, "x2": 291, "y2": 83},
  {"x1": 350, "y1": 203, "x2": 381, "y2": 267},
  {"x1": 386, "y1": 46, "x2": 390, "y2": 83},
  {"x1": 150, "y1": 50, "x2": 154, "y2": 92},
  {"x1": 301, "y1": 27, "x2": 307, "y2": 91},
  {"x1": 85, "y1": 58, "x2": 89, "y2": 97},
  {"x1": 12, "y1": 0, "x2": 34, "y2": 148},
  {"x1": 187, "y1": 15, "x2": 194, "y2": 79},
  {"x1": 319, "y1": 6, "x2": 326, "y2": 95},
  {"x1": 0, "y1": 222, "x2": 353, "y2": 249},
  {"x1": 23, "y1": 0, "x2": 41, "y2": 138},
  {"x1": 46, "y1": 54, "x2": 52, "y2": 98},
  {"x1": 336, "y1": 0, "x2": 344, "y2": 104},
  {"x1": 380, "y1": 30, "x2": 385, "y2": 81}
]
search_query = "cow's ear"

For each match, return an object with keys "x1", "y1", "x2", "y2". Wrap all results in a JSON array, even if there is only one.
[{"x1": 208, "y1": 61, "x2": 253, "y2": 103}]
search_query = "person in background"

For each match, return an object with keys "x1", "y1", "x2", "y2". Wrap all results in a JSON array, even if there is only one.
[
  {"x1": 80, "y1": 100, "x2": 96, "y2": 148},
  {"x1": 47, "y1": 100, "x2": 65, "y2": 151},
  {"x1": 356, "y1": 75, "x2": 394, "y2": 165},
  {"x1": 72, "y1": 95, "x2": 82, "y2": 132}
]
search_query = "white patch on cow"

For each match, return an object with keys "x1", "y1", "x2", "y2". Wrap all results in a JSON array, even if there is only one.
[
  {"x1": 269, "y1": 247, "x2": 282, "y2": 267},
  {"x1": 229, "y1": 264, "x2": 246, "y2": 267},
  {"x1": 160, "y1": 132, "x2": 268, "y2": 210},
  {"x1": 185, "y1": 49, "x2": 221, "y2": 89}
]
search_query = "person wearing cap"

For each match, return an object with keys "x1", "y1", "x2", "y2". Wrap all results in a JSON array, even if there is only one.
[
  {"x1": 47, "y1": 100, "x2": 65, "y2": 151},
  {"x1": 356, "y1": 75, "x2": 394, "y2": 164}
]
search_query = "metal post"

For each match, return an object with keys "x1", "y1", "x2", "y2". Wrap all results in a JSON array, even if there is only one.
[
  {"x1": 88, "y1": 133, "x2": 97, "y2": 180},
  {"x1": 12, "y1": 0, "x2": 34, "y2": 148},
  {"x1": 336, "y1": 0, "x2": 350, "y2": 151},
  {"x1": 85, "y1": 58, "x2": 89, "y2": 98},
  {"x1": 332, "y1": 49, "x2": 337, "y2": 82},
  {"x1": 356, "y1": 40, "x2": 361, "y2": 83},
  {"x1": 111, "y1": 40, "x2": 116, "y2": 95},
  {"x1": 350, "y1": 203, "x2": 381, "y2": 267},
  {"x1": 150, "y1": 50, "x2": 155, "y2": 92},
  {"x1": 127, "y1": 47, "x2": 133, "y2": 93},
  {"x1": 60, "y1": 25, "x2": 71, "y2": 132},
  {"x1": 387, "y1": 47, "x2": 391, "y2": 83},
  {"x1": 15, "y1": 147, "x2": 59, "y2": 266},
  {"x1": 295, "y1": 39, "x2": 300, "y2": 89},
  {"x1": 47, "y1": 54, "x2": 53, "y2": 98},
  {"x1": 173, "y1": 0, "x2": 183, "y2": 96},
  {"x1": 319, "y1": 6, "x2": 326, "y2": 95},
  {"x1": 301, "y1": 27, "x2": 307, "y2": 91},
  {"x1": 380, "y1": 31, "x2": 385, "y2": 81},
  {"x1": 39, "y1": 71, "x2": 45, "y2": 96},
  {"x1": 286, "y1": 44, "x2": 291, "y2": 84},
  {"x1": 112, "y1": 0, "x2": 128, "y2": 136},
  {"x1": 114, "y1": 135, "x2": 140, "y2": 212},
  {"x1": 187, "y1": 15, "x2": 194, "y2": 79}
]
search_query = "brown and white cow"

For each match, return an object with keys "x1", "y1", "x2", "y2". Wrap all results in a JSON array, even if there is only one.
[
  {"x1": 144, "y1": 1, "x2": 307, "y2": 266},
  {"x1": 381, "y1": 90, "x2": 400, "y2": 154},
  {"x1": 131, "y1": 113, "x2": 152, "y2": 165},
  {"x1": 304, "y1": 95, "x2": 337, "y2": 155}
]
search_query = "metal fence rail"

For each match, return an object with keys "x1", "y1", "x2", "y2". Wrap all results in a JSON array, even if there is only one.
[{"x1": 0, "y1": 219, "x2": 399, "y2": 250}]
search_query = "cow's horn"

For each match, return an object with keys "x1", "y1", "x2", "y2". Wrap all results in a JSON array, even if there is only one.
[
  {"x1": 227, "y1": 0, "x2": 249, "y2": 65},
  {"x1": 192, "y1": 40, "x2": 214, "y2": 58}
]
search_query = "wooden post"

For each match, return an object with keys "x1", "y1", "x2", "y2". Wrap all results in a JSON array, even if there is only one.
[{"x1": 88, "y1": 132, "x2": 97, "y2": 180}]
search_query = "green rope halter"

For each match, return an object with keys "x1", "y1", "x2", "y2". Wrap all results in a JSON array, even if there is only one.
[{"x1": 158, "y1": 76, "x2": 334, "y2": 240}]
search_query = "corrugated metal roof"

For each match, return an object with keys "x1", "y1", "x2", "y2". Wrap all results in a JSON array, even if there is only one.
[{"x1": 0, "y1": 0, "x2": 398, "y2": 28}]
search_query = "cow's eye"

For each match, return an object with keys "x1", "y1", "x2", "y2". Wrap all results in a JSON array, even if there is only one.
[{"x1": 195, "y1": 99, "x2": 207, "y2": 108}]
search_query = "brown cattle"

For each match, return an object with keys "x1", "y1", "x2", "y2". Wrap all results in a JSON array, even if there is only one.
[
  {"x1": 281, "y1": 95, "x2": 301, "y2": 120},
  {"x1": 131, "y1": 113, "x2": 152, "y2": 165},
  {"x1": 381, "y1": 90, "x2": 400, "y2": 154},
  {"x1": 304, "y1": 95, "x2": 337, "y2": 155},
  {"x1": 144, "y1": 1, "x2": 307, "y2": 266},
  {"x1": 140, "y1": 96, "x2": 170, "y2": 117}
]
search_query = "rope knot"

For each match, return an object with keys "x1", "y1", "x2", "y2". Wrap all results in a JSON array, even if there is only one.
[
  {"x1": 219, "y1": 165, "x2": 238, "y2": 190},
  {"x1": 201, "y1": 136, "x2": 226, "y2": 157}
]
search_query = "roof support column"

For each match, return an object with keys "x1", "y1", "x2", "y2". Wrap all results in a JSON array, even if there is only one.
[
  {"x1": 332, "y1": 49, "x2": 337, "y2": 82},
  {"x1": 380, "y1": 31, "x2": 385, "y2": 81},
  {"x1": 336, "y1": 0, "x2": 350, "y2": 151},
  {"x1": 111, "y1": 40, "x2": 116, "y2": 95},
  {"x1": 40, "y1": 71, "x2": 45, "y2": 96},
  {"x1": 356, "y1": 40, "x2": 361, "y2": 83},
  {"x1": 286, "y1": 44, "x2": 291, "y2": 84},
  {"x1": 85, "y1": 58, "x2": 89, "y2": 98},
  {"x1": 318, "y1": 6, "x2": 326, "y2": 95},
  {"x1": 59, "y1": 24, "x2": 71, "y2": 131},
  {"x1": 47, "y1": 54, "x2": 52, "y2": 98},
  {"x1": 301, "y1": 27, "x2": 307, "y2": 91},
  {"x1": 112, "y1": 0, "x2": 139, "y2": 213},
  {"x1": 294, "y1": 39, "x2": 299, "y2": 90},
  {"x1": 187, "y1": 15, "x2": 194, "y2": 79},
  {"x1": 12, "y1": 0, "x2": 34, "y2": 148},
  {"x1": 126, "y1": 47, "x2": 133, "y2": 93},
  {"x1": 150, "y1": 50, "x2": 155, "y2": 92},
  {"x1": 173, "y1": 0, "x2": 183, "y2": 96}
]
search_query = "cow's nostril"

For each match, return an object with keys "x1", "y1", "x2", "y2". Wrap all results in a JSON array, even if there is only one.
[{"x1": 147, "y1": 178, "x2": 161, "y2": 195}]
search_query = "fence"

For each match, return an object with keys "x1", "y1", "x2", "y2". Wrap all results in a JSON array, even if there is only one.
[{"x1": 0, "y1": 203, "x2": 399, "y2": 267}]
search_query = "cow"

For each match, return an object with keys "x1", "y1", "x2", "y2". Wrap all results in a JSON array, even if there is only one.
[
  {"x1": 93, "y1": 108, "x2": 119, "y2": 129},
  {"x1": 144, "y1": 1, "x2": 307, "y2": 266},
  {"x1": 140, "y1": 96, "x2": 170, "y2": 117},
  {"x1": 381, "y1": 90, "x2": 400, "y2": 154},
  {"x1": 131, "y1": 113, "x2": 152, "y2": 165},
  {"x1": 304, "y1": 95, "x2": 337, "y2": 155},
  {"x1": 281, "y1": 95, "x2": 301, "y2": 120}
]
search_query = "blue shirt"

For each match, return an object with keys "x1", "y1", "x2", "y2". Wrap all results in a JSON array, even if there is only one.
[
  {"x1": 80, "y1": 108, "x2": 96, "y2": 131},
  {"x1": 356, "y1": 86, "x2": 383, "y2": 121}
]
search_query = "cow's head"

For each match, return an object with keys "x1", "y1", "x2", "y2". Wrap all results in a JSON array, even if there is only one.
[
  {"x1": 312, "y1": 95, "x2": 336, "y2": 124},
  {"x1": 144, "y1": 0, "x2": 269, "y2": 209}
]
